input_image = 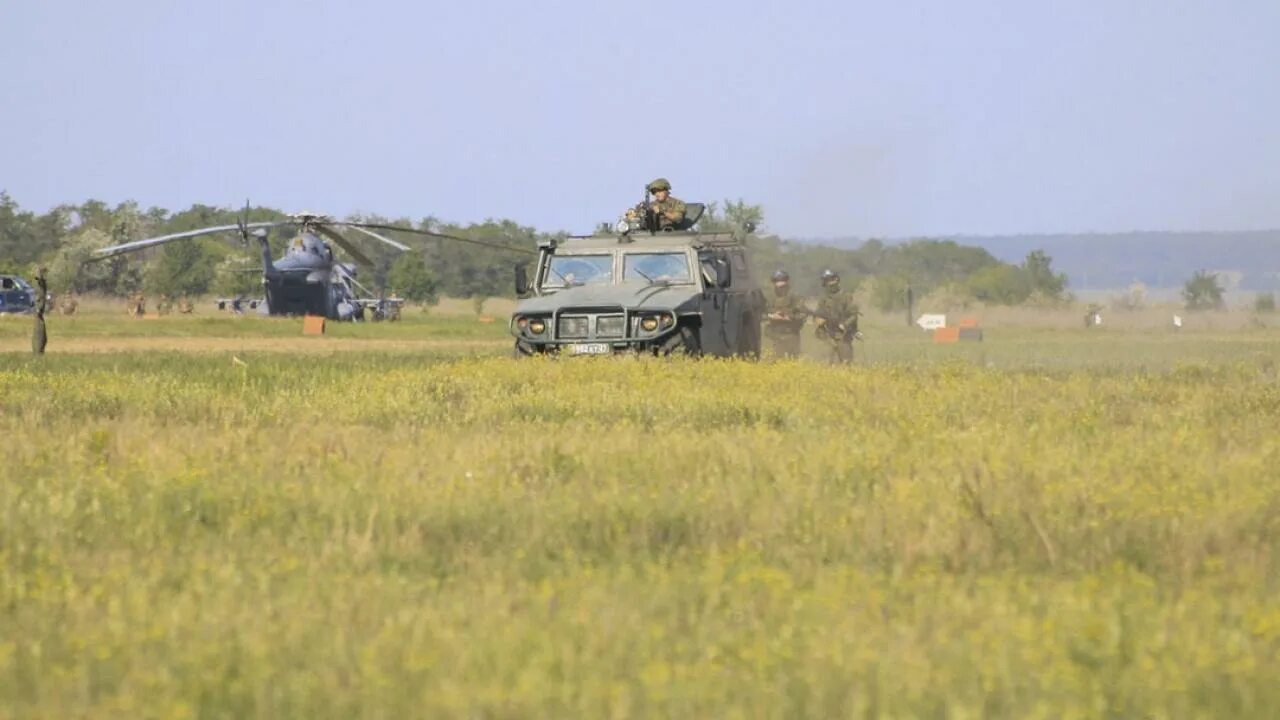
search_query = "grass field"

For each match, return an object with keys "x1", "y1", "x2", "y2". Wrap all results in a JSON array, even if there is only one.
[{"x1": 2, "y1": 306, "x2": 1280, "y2": 717}]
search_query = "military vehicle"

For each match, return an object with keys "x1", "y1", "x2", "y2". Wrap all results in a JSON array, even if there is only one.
[
  {"x1": 0, "y1": 275, "x2": 36, "y2": 314},
  {"x1": 510, "y1": 203, "x2": 764, "y2": 357}
]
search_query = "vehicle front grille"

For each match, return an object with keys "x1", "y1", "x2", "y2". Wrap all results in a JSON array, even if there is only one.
[
  {"x1": 557, "y1": 316, "x2": 589, "y2": 339},
  {"x1": 595, "y1": 315, "x2": 625, "y2": 338}
]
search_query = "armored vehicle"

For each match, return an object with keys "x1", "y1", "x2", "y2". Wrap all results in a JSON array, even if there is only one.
[{"x1": 510, "y1": 203, "x2": 764, "y2": 357}]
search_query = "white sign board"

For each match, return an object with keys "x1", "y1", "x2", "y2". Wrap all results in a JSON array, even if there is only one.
[
  {"x1": 916, "y1": 314, "x2": 947, "y2": 331},
  {"x1": 1173, "y1": 314, "x2": 1183, "y2": 328}
]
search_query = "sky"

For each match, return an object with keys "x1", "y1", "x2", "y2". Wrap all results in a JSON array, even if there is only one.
[{"x1": 2, "y1": 0, "x2": 1277, "y2": 238}]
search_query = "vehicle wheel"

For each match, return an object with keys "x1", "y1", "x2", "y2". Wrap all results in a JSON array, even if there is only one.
[
  {"x1": 513, "y1": 339, "x2": 537, "y2": 358},
  {"x1": 659, "y1": 325, "x2": 701, "y2": 357}
]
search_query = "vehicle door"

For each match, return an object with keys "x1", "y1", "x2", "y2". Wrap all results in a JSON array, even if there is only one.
[{"x1": 697, "y1": 250, "x2": 732, "y2": 355}]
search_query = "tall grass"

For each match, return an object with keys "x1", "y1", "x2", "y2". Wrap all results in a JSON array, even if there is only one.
[{"x1": 2, "y1": 335, "x2": 1279, "y2": 716}]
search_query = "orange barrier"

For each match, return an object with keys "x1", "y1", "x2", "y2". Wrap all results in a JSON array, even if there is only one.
[
  {"x1": 303, "y1": 315, "x2": 326, "y2": 336},
  {"x1": 958, "y1": 316, "x2": 980, "y2": 329},
  {"x1": 933, "y1": 327, "x2": 960, "y2": 344}
]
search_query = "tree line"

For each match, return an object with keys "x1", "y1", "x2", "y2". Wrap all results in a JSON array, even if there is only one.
[{"x1": 0, "y1": 192, "x2": 1071, "y2": 307}]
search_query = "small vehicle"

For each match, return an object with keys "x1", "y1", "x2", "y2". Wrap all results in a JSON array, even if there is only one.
[
  {"x1": 510, "y1": 204, "x2": 764, "y2": 357},
  {"x1": 0, "y1": 275, "x2": 36, "y2": 314}
]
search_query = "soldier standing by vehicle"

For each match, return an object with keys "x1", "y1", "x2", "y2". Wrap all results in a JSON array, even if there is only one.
[
  {"x1": 813, "y1": 269, "x2": 861, "y2": 364},
  {"x1": 763, "y1": 269, "x2": 808, "y2": 358}
]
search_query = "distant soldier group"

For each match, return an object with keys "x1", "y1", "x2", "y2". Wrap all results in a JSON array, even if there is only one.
[
  {"x1": 763, "y1": 268, "x2": 862, "y2": 364},
  {"x1": 124, "y1": 293, "x2": 194, "y2": 317}
]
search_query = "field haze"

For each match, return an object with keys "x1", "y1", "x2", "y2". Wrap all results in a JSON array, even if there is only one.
[{"x1": 2, "y1": 309, "x2": 1280, "y2": 717}]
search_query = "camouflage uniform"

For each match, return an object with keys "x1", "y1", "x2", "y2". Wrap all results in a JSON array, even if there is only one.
[
  {"x1": 813, "y1": 274, "x2": 860, "y2": 364},
  {"x1": 627, "y1": 178, "x2": 686, "y2": 231},
  {"x1": 648, "y1": 196, "x2": 687, "y2": 230},
  {"x1": 764, "y1": 290, "x2": 808, "y2": 359}
]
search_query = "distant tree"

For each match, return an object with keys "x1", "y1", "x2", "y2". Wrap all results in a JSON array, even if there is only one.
[
  {"x1": 1182, "y1": 270, "x2": 1225, "y2": 311},
  {"x1": 870, "y1": 274, "x2": 911, "y2": 312},
  {"x1": 387, "y1": 252, "x2": 438, "y2": 303},
  {"x1": 1111, "y1": 281, "x2": 1147, "y2": 312},
  {"x1": 697, "y1": 200, "x2": 764, "y2": 234},
  {"x1": 145, "y1": 240, "x2": 216, "y2": 297},
  {"x1": 213, "y1": 254, "x2": 263, "y2": 298},
  {"x1": 47, "y1": 228, "x2": 121, "y2": 293},
  {"x1": 965, "y1": 264, "x2": 1030, "y2": 304},
  {"x1": 1022, "y1": 249, "x2": 1068, "y2": 300},
  {"x1": 1255, "y1": 292, "x2": 1276, "y2": 314}
]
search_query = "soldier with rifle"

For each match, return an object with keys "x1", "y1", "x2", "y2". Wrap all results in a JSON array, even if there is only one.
[
  {"x1": 624, "y1": 178, "x2": 686, "y2": 231},
  {"x1": 763, "y1": 269, "x2": 808, "y2": 359},
  {"x1": 812, "y1": 268, "x2": 862, "y2": 364}
]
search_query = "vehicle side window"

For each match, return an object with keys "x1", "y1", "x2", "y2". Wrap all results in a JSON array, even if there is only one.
[{"x1": 1, "y1": 278, "x2": 13, "y2": 290}]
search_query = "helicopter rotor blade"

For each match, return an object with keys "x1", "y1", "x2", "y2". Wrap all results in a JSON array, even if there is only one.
[
  {"x1": 91, "y1": 221, "x2": 291, "y2": 260},
  {"x1": 338, "y1": 223, "x2": 411, "y2": 252},
  {"x1": 344, "y1": 222, "x2": 538, "y2": 256},
  {"x1": 314, "y1": 225, "x2": 374, "y2": 266}
]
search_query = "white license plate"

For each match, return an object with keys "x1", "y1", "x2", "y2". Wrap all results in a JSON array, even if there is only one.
[{"x1": 567, "y1": 343, "x2": 610, "y2": 356}]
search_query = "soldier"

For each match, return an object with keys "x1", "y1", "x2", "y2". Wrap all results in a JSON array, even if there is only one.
[
  {"x1": 763, "y1": 269, "x2": 808, "y2": 359},
  {"x1": 156, "y1": 294, "x2": 173, "y2": 316},
  {"x1": 177, "y1": 297, "x2": 194, "y2": 314},
  {"x1": 626, "y1": 178, "x2": 686, "y2": 231},
  {"x1": 32, "y1": 267, "x2": 48, "y2": 355},
  {"x1": 126, "y1": 292, "x2": 147, "y2": 318},
  {"x1": 813, "y1": 269, "x2": 861, "y2": 364},
  {"x1": 59, "y1": 293, "x2": 79, "y2": 316}
]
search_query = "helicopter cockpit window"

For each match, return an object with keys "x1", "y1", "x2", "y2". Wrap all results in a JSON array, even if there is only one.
[
  {"x1": 623, "y1": 252, "x2": 692, "y2": 283},
  {"x1": 543, "y1": 254, "x2": 614, "y2": 288}
]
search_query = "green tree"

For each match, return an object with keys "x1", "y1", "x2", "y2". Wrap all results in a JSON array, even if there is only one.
[
  {"x1": 213, "y1": 255, "x2": 263, "y2": 298},
  {"x1": 965, "y1": 265, "x2": 1030, "y2": 304},
  {"x1": 870, "y1": 274, "x2": 911, "y2": 312},
  {"x1": 1182, "y1": 270, "x2": 1225, "y2": 311},
  {"x1": 1022, "y1": 249, "x2": 1068, "y2": 300},
  {"x1": 47, "y1": 228, "x2": 121, "y2": 293},
  {"x1": 145, "y1": 240, "x2": 216, "y2": 297},
  {"x1": 386, "y1": 252, "x2": 438, "y2": 303},
  {"x1": 1254, "y1": 292, "x2": 1276, "y2": 314}
]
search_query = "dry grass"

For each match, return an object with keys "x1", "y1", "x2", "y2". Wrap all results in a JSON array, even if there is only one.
[{"x1": 2, "y1": 305, "x2": 1280, "y2": 717}]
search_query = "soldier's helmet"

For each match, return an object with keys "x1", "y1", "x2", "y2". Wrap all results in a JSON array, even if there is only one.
[
  {"x1": 646, "y1": 178, "x2": 672, "y2": 193},
  {"x1": 821, "y1": 268, "x2": 840, "y2": 285},
  {"x1": 772, "y1": 269, "x2": 790, "y2": 283}
]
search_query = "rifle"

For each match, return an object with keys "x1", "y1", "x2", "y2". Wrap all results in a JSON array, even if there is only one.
[{"x1": 813, "y1": 307, "x2": 862, "y2": 343}]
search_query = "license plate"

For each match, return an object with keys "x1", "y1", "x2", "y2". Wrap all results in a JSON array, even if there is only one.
[{"x1": 567, "y1": 343, "x2": 610, "y2": 356}]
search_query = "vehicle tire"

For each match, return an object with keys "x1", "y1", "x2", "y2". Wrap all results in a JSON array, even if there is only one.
[
  {"x1": 513, "y1": 339, "x2": 537, "y2": 358},
  {"x1": 659, "y1": 325, "x2": 701, "y2": 357}
]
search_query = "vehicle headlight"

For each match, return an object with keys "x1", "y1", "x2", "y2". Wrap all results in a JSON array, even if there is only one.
[
  {"x1": 528, "y1": 319, "x2": 546, "y2": 334},
  {"x1": 640, "y1": 316, "x2": 659, "y2": 332}
]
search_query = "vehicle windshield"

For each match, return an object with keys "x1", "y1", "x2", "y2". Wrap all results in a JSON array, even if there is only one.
[
  {"x1": 623, "y1": 252, "x2": 693, "y2": 283},
  {"x1": 543, "y1": 254, "x2": 614, "y2": 288},
  {"x1": 1, "y1": 277, "x2": 28, "y2": 290}
]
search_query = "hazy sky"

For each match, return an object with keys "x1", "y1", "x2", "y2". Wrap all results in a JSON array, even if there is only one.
[{"x1": 2, "y1": 0, "x2": 1276, "y2": 237}]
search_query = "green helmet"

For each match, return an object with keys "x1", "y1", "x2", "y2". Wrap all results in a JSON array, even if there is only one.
[{"x1": 646, "y1": 177, "x2": 672, "y2": 192}]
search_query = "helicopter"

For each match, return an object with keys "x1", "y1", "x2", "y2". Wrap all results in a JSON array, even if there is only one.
[{"x1": 93, "y1": 208, "x2": 529, "y2": 321}]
